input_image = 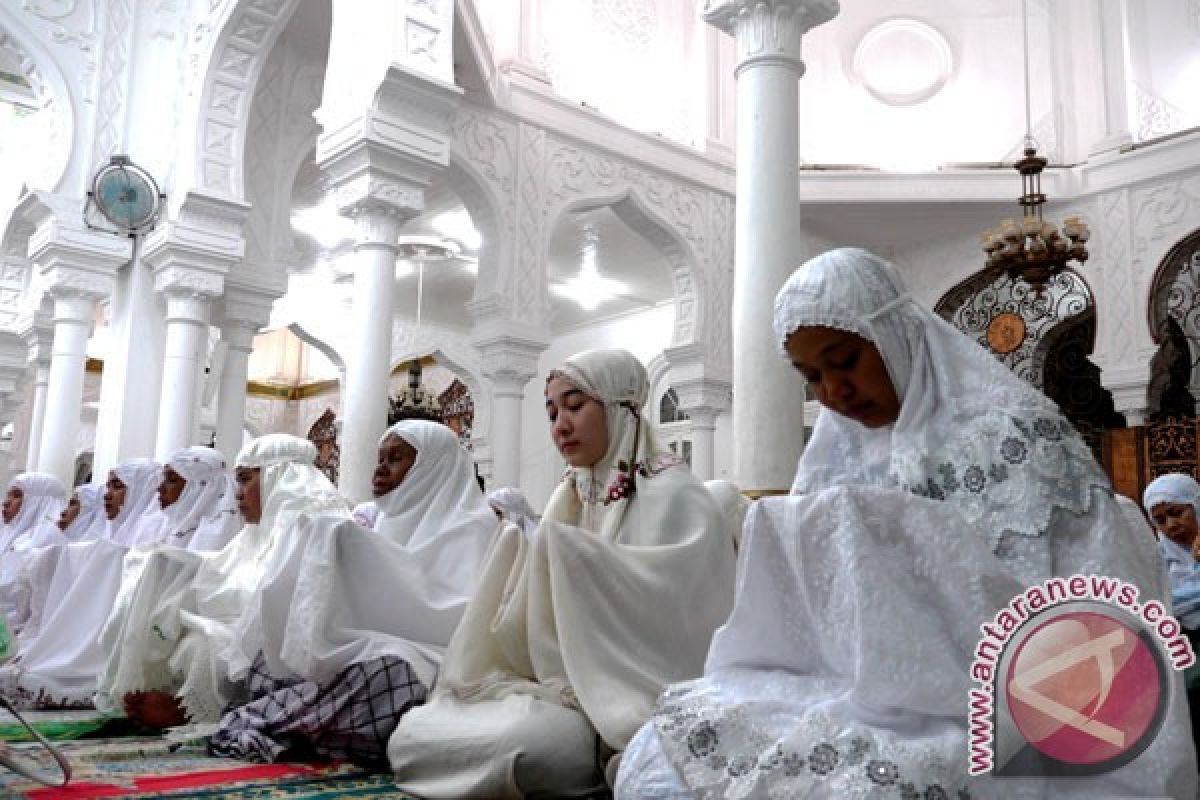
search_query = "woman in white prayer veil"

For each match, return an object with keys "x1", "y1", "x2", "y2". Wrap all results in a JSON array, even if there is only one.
[
  {"x1": 95, "y1": 434, "x2": 346, "y2": 729},
  {"x1": 59, "y1": 485, "x2": 107, "y2": 542},
  {"x1": 487, "y1": 487, "x2": 541, "y2": 539},
  {"x1": 617, "y1": 248, "x2": 1197, "y2": 799},
  {"x1": 391, "y1": 348, "x2": 737, "y2": 799},
  {"x1": 0, "y1": 473, "x2": 67, "y2": 624},
  {"x1": 0, "y1": 463, "x2": 162, "y2": 708},
  {"x1": 105, "y1": 460, "x2": 166, "y2": 546},
  {"x1": 210, "y1": 419, "x2": 499, "y2": 764},
  {"x1": 152, "y1": 447, "x2": 240, "y2": 552}
]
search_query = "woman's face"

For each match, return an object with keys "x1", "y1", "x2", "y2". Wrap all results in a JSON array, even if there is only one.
[
  {"x1": 785, "y1": 326, "x2": 900, "y2": 428},
  {"x1": 103, "y1": 473, "x2": 127, "y2": 521},
  {"x1": 373, "y1": 434, "x2": 418, "y2": 497},
  {"x1": 158, "y1": 467, "x2": 187, "y2": 509},
  {"x1": 545, "y1": 375, "x2": 609, "y2": 468},
  {"x1": 1151, "y1": 502, "x2": 1199, "y2": 549},
  {"x1": 2, "y1": 486, "x2": 23, "y2": 524},
  {"x1": 235, "y1": 467, "x2": 263, "y2": 525},
  {"x1": 58, "y1": 492, "x2": 82, "y2": 530}
]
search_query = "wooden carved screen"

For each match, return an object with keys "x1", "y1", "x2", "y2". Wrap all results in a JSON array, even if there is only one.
[
  {"x1": 307, "y1": 408, "x2": 340, "y2": 485},
  {"x1": 439, "y1": 379, "x2": 475, "y2": 442}
]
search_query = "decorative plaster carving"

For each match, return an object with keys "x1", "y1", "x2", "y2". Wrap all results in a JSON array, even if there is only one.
[
  {"x1": 513, "y1": 123, "x2": 547, "y2": 324},
  {"x1": 1135, "y1": 84, "x2": 1183, "y2": 142},
  {"x1": 42, "y1": 268, "x2": 112, "y2": 300},
  {"x1": 1095, "y1": 188, "x2": 1137, "y2": 368},
  {"x1": 92, "y1": 0, "x2": 131, "y2": 160},
  {"x1": 453, "y1": 107, "x2": 516, "y2": 195},
  {"x1": 406, "y1": 19, "x2": 439, "y2": 64},
  {"x1": 153, "y1": 265, "x2": 225, "y2": 297},
  {"x1": 595, "y1": 0, "x2": 657, "y2": 50},
  {"x1": 195, "y1": 0, "x2": 298, "y2": 198}
]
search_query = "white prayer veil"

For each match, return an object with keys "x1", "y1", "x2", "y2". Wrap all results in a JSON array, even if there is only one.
[
  {"x1": 61, "y1": 484, "x2": 107, "y2": 542},
  {"x1": 1143, "y1": 472, "x2": 1200, "y2": 516},
  {"x1": 0, "y1": 473, "x2": 67, "y2": 553},
  {"x1": 704, "y1": 479, "x2": 750, "y2": 550},
  {"x1": 544, "y1": 348, "x2": 670, "y2": 538},
  {"x1": 158, "y1": 447, "x2": 239, "y2": 551},
  {"x1": 105, "y1": 459, "x2": 165, "y2": 545},
  {"x1": 435, "y1": 347, "x2": 736, "y2": 752},
  {"x1": 487, "y1": 487, "x2": 541, "y2": 539},
  {"x1": 374, "y1": 420, "x2": 497, "y2": 547},
  {"x1": 775, "y1": 247, "x2": 1108, "y2": 547}
]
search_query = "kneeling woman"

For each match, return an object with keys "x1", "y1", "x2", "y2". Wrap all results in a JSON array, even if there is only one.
[
  {"x1": 617, "y1": 248, "x2": 1196, "y2": 798},
  {"x1": 213, "y1": 420, "x2": 500, "y2": 764},
  {"x1": 390, "y1": 349, "x2": 737, "y2": 798}
]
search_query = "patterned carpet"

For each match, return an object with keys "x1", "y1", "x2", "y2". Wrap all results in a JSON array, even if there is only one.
[{"x1": 0, "y1": 735, "x2": 416, "y2": 799}]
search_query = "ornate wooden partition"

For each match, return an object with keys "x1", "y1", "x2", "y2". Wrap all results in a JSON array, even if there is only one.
[{"x1": 1103, "y1": 416, "x2": 1199, "y2": 501}]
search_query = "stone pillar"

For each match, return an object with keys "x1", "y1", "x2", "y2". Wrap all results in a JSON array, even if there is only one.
[
  {"x1": 337, "y1": 208, "x2": 405, "y2": 503},
  {"x1": 151, "y1": 269, "x2": 223, "y2": 459},
  {"x1": 37, "y1": 286, "x2": 105, "y2": 483},
  {"x1": 213, "y1": 286, "x2": 275, "y2": 462},
  {"x1": 0, "y1": 333, "x2": 28, "y2": 487},
  {"x1": 1101, "y1": 362, "x2": 1152, "y2": 426},
  {"x1": 316, "y1": 58, "x2": 462, "y2": 502},
  {"x1": 704, "y1": 0, "x2": 837, "y2": 495},
  {"x1": 17, "y1": 310, "x2": 52, "y2": 471},
  {"x1": 473, "y1": 331, "x2": 545, "y2": 489},
  {"x1": 665, "y1": 343, "x2": 732, "y2": 482}
]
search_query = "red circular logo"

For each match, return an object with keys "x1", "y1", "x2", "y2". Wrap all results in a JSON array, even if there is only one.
[{"x1": 1005, "y1": 610, "x2": 1164, "y2": 766}]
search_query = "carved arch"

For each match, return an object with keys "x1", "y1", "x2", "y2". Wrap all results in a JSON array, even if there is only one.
[
  {"x1": 189, "y1": 0, "x2": 306, "y2": 202},
  {"x1": 442, "y1": 155, "x2": 508, "y2": 307},
  {"x1": 1147, "y1": 227, "x2": 1200, "y2": 411},
  {"x1": 547, "y1": 186, "x2": 706, "y2": 352}
]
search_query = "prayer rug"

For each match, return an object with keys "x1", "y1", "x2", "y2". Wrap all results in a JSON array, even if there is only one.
[
  {"x1": 0, "y1": 736, "x2": 417, "y2": 798},
  {"x1": 0, "y1": 711, "x2": 115, "y2": 743}
]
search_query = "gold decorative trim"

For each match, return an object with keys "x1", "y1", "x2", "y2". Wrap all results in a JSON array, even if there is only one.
[
  {"x1": 741, "y1": 488, "x2": 790, "y2": 500},
  {"x1": 85, "y1": 358, "x2": 104, "y2": 373},
  {"x1": 246, "y1": 379, "x2": 339, "y2": 401}
]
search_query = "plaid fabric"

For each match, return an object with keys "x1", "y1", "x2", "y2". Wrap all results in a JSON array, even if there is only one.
[{"x1": 208, "y1": 654, "x2": 426, "y2": 766}]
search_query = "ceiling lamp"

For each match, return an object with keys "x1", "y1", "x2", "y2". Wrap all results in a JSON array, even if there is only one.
[
  {"x1": 551, "y1": 223, "x2": 627, "y2": 312},
  {"x1": 979, "y1": 0, "x2": 1089, "y2": 292}
]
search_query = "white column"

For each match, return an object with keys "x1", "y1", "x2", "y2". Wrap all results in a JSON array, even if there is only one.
[
  {"x1": 473, "y1": 331, "x2": 545, "y2": 490},
  {"x1": 489, "y1": 377, "x2": 528, "y2": 489},
  {"x1": 687, "y1": 407, "x2": 719, "y2": 481},
  {"x1": 37, "y1": 291, "x2": 99, "y2": 484},
  {"x1": 25, "y1": 363, "x2": 49, "y2": 471},
  {"x1": 705, "y1": 0, "x2": 837, "y2": 495},
  {"x1": 215, "y1": 323, "x2": 255, "y2": 461},
  {"x1": 154, "y1": 290, "x2": 213, "y2": 459},
  {"x1": 339, "y1": 209, "x2": 404, "y2": 504},
  {"x1": 1089, "y1": 0, "x2": 1134, "y2": 154}
]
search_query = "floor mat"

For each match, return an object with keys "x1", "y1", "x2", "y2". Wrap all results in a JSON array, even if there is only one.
[
  {"x1": 0, "y1": 711, "x2": 117, "y2": 743},
  {"x1": 0, "y1": 735, "x2": 415, "y2": 798}
]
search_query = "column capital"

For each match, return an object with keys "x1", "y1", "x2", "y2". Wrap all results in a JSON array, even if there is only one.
[
  {"x1": 218, "y1": 283, "x2": 277, "y2": 348},
  {"x1": 1098, "y1": 361, "x2": 1150, "y2": 425},
  {"x1": 318, "y1": 65, "x2": 463, "y2": 225},
  {"x1": 703, "y1": 0, "x2": 839, "y2": 74},
  {"x1": 474, "y1": 334, "x2": 547, "y2": 391},
  {"x1": 144, "y1": 191, "x2": 249, "y2": 266},
  {"x1": 15, "y1": 308, "x2": 54, "y2": 368},
  {"x1": 468, "y1": 293, "x2": 550, "y2": 344}
]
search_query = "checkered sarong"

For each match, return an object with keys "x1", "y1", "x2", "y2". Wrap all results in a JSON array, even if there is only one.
[{"x1": 208, "y1": 654, "x2": 427, "y2": 765}]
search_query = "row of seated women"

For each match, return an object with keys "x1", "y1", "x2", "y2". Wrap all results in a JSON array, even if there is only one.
[{"x1": 0, "y1": 247, "x2": 1195, "y2": 798}]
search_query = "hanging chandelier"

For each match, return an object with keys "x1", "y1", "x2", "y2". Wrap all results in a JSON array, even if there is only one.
[
  {"x1": 391, "y1": 359, "x2": 443, "y2": 423},
  {"x1": 979, "y1": 0, "x2": 1089, "y2": 292}
]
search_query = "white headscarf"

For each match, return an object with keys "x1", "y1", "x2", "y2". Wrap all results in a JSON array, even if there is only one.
[
  {"x1": 0, "y1": 472, "x2": 67, "y2": 553},
  {"x1": 1143, "y1": 472, "x2": 1200, "y2": 516},
  {"x1": 374, "y1": 420, "x2": 497, "y2": 547},
  {"x1": 61, "y1": 484, "x2": 107, "y2": 541},
  {"x1": 488, "y1": 487, "x2": 541, "y2": 539},
  {"x1": 98, "y1": 434, "x2": 347, "y2": 721},
  {"x1": 776, "y1": 247, "x2": 1108, "y2": 548},
  {"x1": 436, "y1": 348, "x2": 736, "y2": 750},
  {"x1": 106, "y1": 459, "x2": 165, "y2": 546},
  {"x1": 155, "y1": 446, "x2": 239, "y2": 551},
  {"x1": 704, "y1": 479, "x2": 750, "y2": 550},
  {"x1": 232, "y1": 421, "x2": 500, "y2": 690}
]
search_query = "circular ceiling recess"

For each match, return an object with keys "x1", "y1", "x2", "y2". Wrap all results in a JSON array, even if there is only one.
[{"x1": 852, "y1": 19, "x2": 954, "y2": 106}]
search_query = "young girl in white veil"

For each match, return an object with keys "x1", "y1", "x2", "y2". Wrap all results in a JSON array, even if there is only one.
[
  {"x1": 390, "y1": 349, "x2": 736, "y2": 799},
  {"x1": 617, "y1": 248, "x2": 1197, "y2": 799}
]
